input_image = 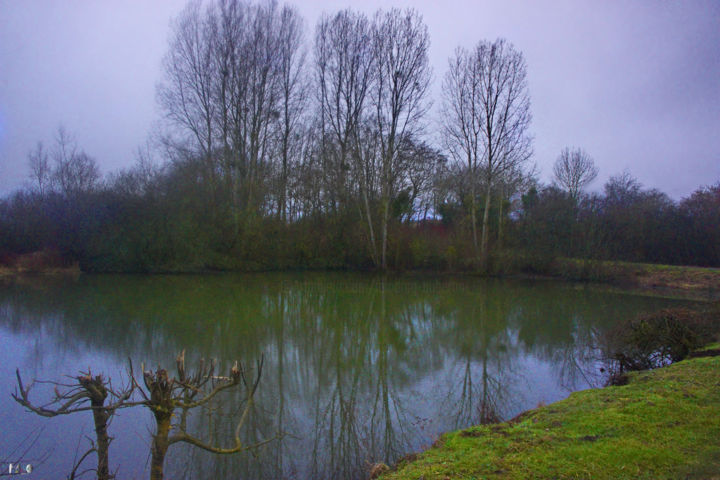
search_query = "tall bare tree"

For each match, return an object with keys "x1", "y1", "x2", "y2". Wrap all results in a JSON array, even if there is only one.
[
  {"x1": 442, "y1": 39, "x2": 532, "y2": 269},
  {"x1": 232, "y1": 0, "x2": 282, "y2": 218},
  {"x1": 157, "y1": 1, "x2": 218, "y2": 191},
  {"x1": 442, "y1": 47, "x2": 482, "y2": 251},
  {"x1": 553, "y1": 147, "x2": 598, "y2": 199},
  {"x1": 315, "y1": 9, "x2": 373, "y2": 215},
  {"x1": 275, "y1": 5, "x2": 307, "y2": 222},
  {"x1": 212, "y1": 0, "x2": 245, "y2": 225},
  {"x1": 160, "y1": 0, "x2": 301, "y2": 232},
  {"x1": 370, "y1": 8, "x2": 431, "y2": 269}
]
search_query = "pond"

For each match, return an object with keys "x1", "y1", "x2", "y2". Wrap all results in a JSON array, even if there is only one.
[{"x1": 0, "y1": 273, "x2": 695, "y2": 479}]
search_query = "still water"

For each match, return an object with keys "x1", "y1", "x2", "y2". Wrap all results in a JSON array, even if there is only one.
[{"x1": 0, "y1": 273, "x2": 693, "y2": 479}]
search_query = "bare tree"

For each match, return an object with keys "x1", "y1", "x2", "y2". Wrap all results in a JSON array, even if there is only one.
[
  {"x1": 134, "y1": 352, "x2": 271, "y2": 480},
  {"x1": 401, "y1": 137, "x2": 445, "y2": 222},
  {"x1": 553, "y1": 147, "x2": 598, "y2": 199},
  {"x1": 287, "y1": 121, "x2": 324, "y2": 219},
  {"x1": 212, "y1": 0, "x2": 246, "y2": 225},
  {"x1": 159, "y1": 0, "x2": 293, "y2": 231},
  {"x1": 315, "y1": 9, "x2": 373, "y2": 215},
  {"x1": 442, "y1": 47, "x2": 483, "y2": 251},
  {"x1": 109, "y1": 143, "x2": 163, "y2": 197},
  {"x1": 13, "y1": 352, "x2": 271, "y2": 480},
  {"x1": 442, "y1": 39, "x2": 532, "y2": 270},
  {"x1": 352, "y1": 120, "x2": 383, "y2": 265},
  {"x1": 275, "y1": 5, "x2": 307, "y2": 222},
  {"x1": 13, "y1": 369, "x2": 136, "y2": 480},
  {"x1": 54, "y1": 152, "x2": 101, "y2": 198},
  {"x1": 157, "y1": 1, "x2": 218, "y2": 194},
  {"x1": 51, "y1": 127, "x2": 100, "y2": 197},
  {"x1": 370, "y1": 8, "x2": 431, "y2": 269},
  {"x1": 231, "y1": 0, "x2": 283, "y2": 219},
  {"x1": 27, "y1": 142, "x2": 51, "y2": 196},
  {"x1": 314, "y1": 8, "x2": 432, "y2": 268}
]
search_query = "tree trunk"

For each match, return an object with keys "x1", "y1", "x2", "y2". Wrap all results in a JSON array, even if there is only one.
[
  {"x1": 89, "y1": 398, "x2": 110, "y2": 480},
  {"x1": 470, "y1": 169, "x2": 479, "y2": 255},
  {"x1": 150, "y1": 411, "x2": 173, "y2": 480},
  {"x1": 78, "y1": 376, "x2": 111, "y2": 480},
  {"x1": 497, "y1": 184, "x2": 504, "y2": 251},
  {"x1": 381, "y1": 197, "x2": 389, "y2": 271},
  {"x1": 471, "y1": 199, "x2": 478, "y2": 255},
  {"x1": 362, "y1": 189, "x2": 379, "y2": 267},
  {"x1": 480, "y1": 187, "x2": 492, "y2": 273}
]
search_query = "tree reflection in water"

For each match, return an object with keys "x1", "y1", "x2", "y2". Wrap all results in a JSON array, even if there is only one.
[{"x1": 0, "y1": 274, "x2": 694, "y2": 479}]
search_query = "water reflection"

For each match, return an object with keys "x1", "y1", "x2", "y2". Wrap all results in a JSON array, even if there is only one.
[{"x1": 0, "y1": 274, "x2": 691, "y2": 479}]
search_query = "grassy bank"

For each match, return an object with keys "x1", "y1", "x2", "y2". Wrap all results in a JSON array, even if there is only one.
[
  {"x1": 381, "y1": 347, "x2": 720, "y2": 480},
  {"x1": 423, "y1": 250, "x2": 720, "y2": 300},
  {"x1": 536, "y1": 258, "x2": 720, "y2": 301}
]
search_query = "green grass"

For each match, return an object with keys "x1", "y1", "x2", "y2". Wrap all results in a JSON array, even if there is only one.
[
  {"x1": 382, "y1": 350, "x2": 720, "y2": 479},
  {"x1": 548, "y1": 258, "x2": 720, "y2": 301}
]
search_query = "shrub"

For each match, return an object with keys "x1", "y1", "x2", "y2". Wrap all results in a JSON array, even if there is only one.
[
  {"x1": 14, "y1": 248, "x2": 71, "y2": 272},
  {"x1": 605, "y1": 307, "x2": 720, "y2": 384}
]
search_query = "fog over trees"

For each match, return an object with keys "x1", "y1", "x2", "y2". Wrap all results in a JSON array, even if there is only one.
[{"x1": 0, "y1": 0, "x2": 718, "y2": 273}]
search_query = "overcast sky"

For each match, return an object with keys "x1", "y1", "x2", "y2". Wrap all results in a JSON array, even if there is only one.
[{"x1": 1, "y1": 0, "x2": 718, "y2": 198}]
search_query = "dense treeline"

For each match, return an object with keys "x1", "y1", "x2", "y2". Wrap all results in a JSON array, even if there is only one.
[
  {"x1": 518, "y1": 176, "x2": 720, "y2": 268},
  {"x1": 0, "y1": 0, "x2": 718, "y2": 273}
]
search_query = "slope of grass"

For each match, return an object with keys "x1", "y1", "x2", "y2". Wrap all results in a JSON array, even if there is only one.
[
  {"x1": 554, "y1": 258, "x2": 720, "y2": 298},
  {"x1": 382, "y1": 349, "x2": 720, "y2": 480}
]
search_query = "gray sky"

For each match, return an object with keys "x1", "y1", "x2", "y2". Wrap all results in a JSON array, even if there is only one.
[{"x1": 1, "y1": 0, "x2": 719, "y2": 198}]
